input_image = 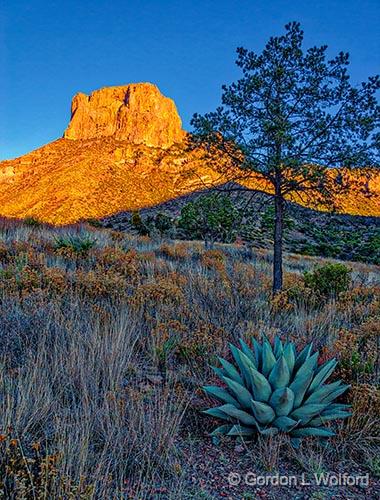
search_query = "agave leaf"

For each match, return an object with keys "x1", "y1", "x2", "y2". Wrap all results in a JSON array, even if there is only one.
[
  {"x1": 252, "y1": 338, "x2": 262, "y2": 368},
  {"x1": 308, "y1": 411, "x2": 352, "y2": 426},
  {"x1": 294, "y1": 352, "x2": 319, "y2": 381},
  {"x1": 290, "y1": 437, "x2": 301, "y2": 448},
  {"x1": 273, "y1": 416, "x2": 298, "y2": 431},
  {"x1": 203, "y1": 385, "x2": 241, "y2": 407},
  {"x1": 262, "y1": 340, "x2": 276, "y2": 377},
  {"x1": 210, "y1": 424, "x2": 232, "y2": 436},
  {"x1": 251, "y1": 400, "x2": 276, "y2": 425},
  {"x1": 304, "y1": 380, "x2": 342, "y2": 405},
  {"x1": 239, "y1": 339, "x2": 257, "y2": 367},
  {"x1": 229, "y1": 344, "x2": 252, "y2": 384},
  {"x1": 320, "y1": 384, "x2": 350, "y2": 405},
  {"x1": 202, "y1": 407, "x2": 231, "y2": 421},
  {"x1": 235, "y1": 350, "x2": 271, "y2": 402},
  {"x1": 274, "y1": 336, "x2": 283, "y2": 358},
  {"x1": 269, "y1": 387, "x2": 295, "y2": 417},
  {"x1": 308, "y1": 359, "x2": 337, "y2": 394},
  {"x1": 211, "y1": 366, "x2": 226, "y2": 380},
  {"x1": 321, "y1": 406, "x2": 352, "y2": 418},
  {"x1": 294, "y1": 342, "x2": 313, "y2": 371},
  {"x1": 222, "y1": 376, "x2": 252, "y2": 409},
  {"x1": 218, "y1": 404, "x2": 258, "y2": 426},
  {"x1": 291, "y1": 403, "x2": 328, "y2": 424},
  {"x1": 283, "y1": 342, "x2": 296, "y2": 375},
  {"x1": 290, "y1": 427, "x2": 336, "y2": 438},
  {"x1": 269, "y1": 355, "x2": 291, "y2": 390},
  {"x1": 237, "y1": 350, "x2": 257, "y2": 379},
  {"x1": 289, "y1": 369, "x2": 313, "y2": 408},
  {"x1": 248, "y1": 367, "x2": 272, "y2": 403},
  {"x1": 258, "y1": 426, "x2": 279, "y2": 436},
  {"x1": 326, "y1": 403, "x2": 351, "y2": 412},
  {"x1": 227, "y1": 424, "x2": 256, "y2": 436},
  {"x1": 238, "y1": 367, "x2": 272, "y2": 402},
  {"x1": 218, "y1": 356, "x2": 244, "y2": 385}
]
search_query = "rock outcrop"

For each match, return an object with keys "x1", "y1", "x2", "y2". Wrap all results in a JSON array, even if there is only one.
[{"x1": 63, "y1": 83, "x2": 186, "y2": 148}]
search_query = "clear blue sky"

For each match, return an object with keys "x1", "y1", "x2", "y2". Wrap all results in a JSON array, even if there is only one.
[{"x1": 1, "y1": 0, "x2": 379, "y2": 160}]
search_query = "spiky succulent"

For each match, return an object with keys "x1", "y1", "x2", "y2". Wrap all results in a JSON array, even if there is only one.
[{"x1": 203, "y1": 336, "x2": 351, "y2": 447}]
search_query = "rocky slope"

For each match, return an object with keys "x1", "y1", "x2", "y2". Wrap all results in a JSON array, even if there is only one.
[{"x1": 0, "y1": 82, "x2": 379, "y2": 224}]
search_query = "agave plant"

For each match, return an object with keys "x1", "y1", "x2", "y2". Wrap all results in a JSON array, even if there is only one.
[{"x1": 203, "y1": 336, "x2": 351, "y2": 447}]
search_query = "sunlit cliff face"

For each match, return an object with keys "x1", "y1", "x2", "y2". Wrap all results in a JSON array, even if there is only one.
[
  {"x1": 63, "y1": 83, "x2": 186, "y2": 148},
  {"x1": 0, "y1": 83, "x2": 379, "y2": 224}
]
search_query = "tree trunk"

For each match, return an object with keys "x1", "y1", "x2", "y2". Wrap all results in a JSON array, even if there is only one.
[{"x1": 273, "y1": 193, "x2": 284, "y2": 294}]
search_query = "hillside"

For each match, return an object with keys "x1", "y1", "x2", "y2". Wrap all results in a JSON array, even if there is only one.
[
  {"x1": 102, "y1": 185, "x2": 380, "y2": 265},
  {"x1": 0, "y1": 82, "x2": 379, "y2": 224}
]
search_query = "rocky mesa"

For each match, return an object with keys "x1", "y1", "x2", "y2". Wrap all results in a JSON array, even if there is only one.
[
  {"x1": 63, "y1": 83, "x2": 186, "y2": 148},
  {"x1": 0, "y1": 83, "x2": 218, "y2": 224}
]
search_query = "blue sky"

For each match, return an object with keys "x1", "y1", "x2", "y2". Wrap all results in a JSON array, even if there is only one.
[{"x1": 1, "y1": 0, "x2": 379, "y2": 160}]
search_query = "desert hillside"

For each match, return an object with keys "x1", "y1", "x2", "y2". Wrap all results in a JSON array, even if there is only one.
[{"x1": 1, "y1": 83, "x2": 379, "y2": 224}]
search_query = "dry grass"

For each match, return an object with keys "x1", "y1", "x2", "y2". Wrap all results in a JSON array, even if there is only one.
[{"x1": 0, "y1": 218, "x2": 379, "y2": 497}]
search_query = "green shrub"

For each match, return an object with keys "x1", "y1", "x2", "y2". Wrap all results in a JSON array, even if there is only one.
[
  {"x1": 130, "y1": 211, "x2": 150, "y2": 236},
  {"x1": 53, "y1": 234, "x2": 96, "y2": 255},
  {"x1": 23, "y1": 216, "x2": 42, "y2": 228},
  {"x1": 261, "y1": 204, "x2": 294, "y2": 233},
  {"x1": 85, "y1": 218, "x2": 103, "y2": 228},
  {"x1": 154, "y1": 212, "x2": 174, "y2": 237},
  {"x1": 178, "y1": 194, "x2": 238, "y2": 247},
  {"x1": 303, "y1": 263, "x2": 351, "y2": 298}
]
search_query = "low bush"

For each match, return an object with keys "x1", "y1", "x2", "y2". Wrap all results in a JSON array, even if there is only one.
[
  {"x1": 53, "y1": 234, "x2": 96, "y2": 255},
  {"x1": 23, "y1": 216, "x2": 43, "y2": 228},
  {"x1": 304, "y1": 263, "x2": 351, "y2": 298}
]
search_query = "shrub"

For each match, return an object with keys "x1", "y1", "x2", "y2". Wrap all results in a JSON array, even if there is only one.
[
  {"x1": 85, "y1": 217, "x2": 103, "y2": 228},
  {"x1": 200, "y1": 249, "x2": 226, "y2": 272},
  {"x1": 154, "y1": 213, "x2": 174, "y2": 237},
  {"x1": 0, "y1": 433, "x2": 94, "y2": 498},
  {"x1": 178, "y1": 193, "x2": 238, "y2": 247},
  {"x1": 303, "y1": 263, "x2": 351, "y2": 298},
  {"x1": 130, "y1": 211, "x2": 150, "y2": 236},
  {"x1": 53, "y1": 234, "x2": 96, "y2": 255},
  {"x1": 159, "y1": 242, "x2": 189, "y2": 260},
  {"x1": 23, "y1": 216, "x2": 42, "y2": 228}
]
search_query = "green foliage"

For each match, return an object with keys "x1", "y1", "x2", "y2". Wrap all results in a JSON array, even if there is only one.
[
  {"x1": 261, "y1": 204, "x2": 294, "y2": 233},
  {"x1": 294, "y1": 220, "x2": 380, "y2": 265},
  {"x1": 203, "y1": 336, "x2": 351, "y2": 447},
  {"x1": 178, "y1": 194, "x2": 238, "y2": 246},
  {"x1": 23, "y1": 216, "x2": 42, "y2": 228},
  {"x1": 130, "y1": 211, "x2": 150, "y2": 236},
  {"x1": 53, "y1": 234, "x2": 96, "y2": 255},
  {"x1": 340, "y1": 350, "x2": 374, "y2": 378},
  {"x1": 131, "y1": 211, "x2": 174, "y2": 238},
  {"x1": 154, "y1": 212, "x2": 174, "y2": 237},
  {"x1": 85, "y1": 218, "x2": 103, "y2": 228},
  {"x1": 359, "y1": 232, "x2": 380, "y2": 264},
  {"x1": 304, "y1": 263, "x2": 351, "y2": 298}
]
